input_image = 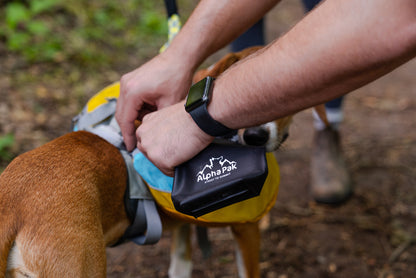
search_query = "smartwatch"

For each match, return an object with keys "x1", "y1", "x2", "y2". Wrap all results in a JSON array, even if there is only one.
[{"x1": 185, "y1": 76, "x2": 235, "y2": 137}]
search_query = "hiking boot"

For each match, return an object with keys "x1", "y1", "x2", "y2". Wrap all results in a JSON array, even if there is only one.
[{"x1": 310, "y1": 127, "x2": 352, "y2": 204}]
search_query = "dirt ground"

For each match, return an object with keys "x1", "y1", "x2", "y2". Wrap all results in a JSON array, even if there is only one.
[{"x1": 1, "y1": 1, "x2": 415, "y2": 277}]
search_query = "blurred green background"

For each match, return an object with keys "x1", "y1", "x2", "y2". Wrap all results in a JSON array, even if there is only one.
[
  {"x1": 0, "y1": 0, "x2": 195, "y2": 169},
  {"x1": 2, "y1": 0, "x2": 178, "y2": 63}
]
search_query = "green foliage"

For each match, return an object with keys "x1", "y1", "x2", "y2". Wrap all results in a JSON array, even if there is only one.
[
  {"x1": 0, "y1": 134, "x2": 15, "y2": 161},
  {"x1": 3, "y1": 0, "x2": 61, "y2": 61},
  {"x1": 140, "y1": 10, "x2": 166, "y2": 35},
  {"x1": 1, "y1": 0, "x2": 168, "y2": 65}
]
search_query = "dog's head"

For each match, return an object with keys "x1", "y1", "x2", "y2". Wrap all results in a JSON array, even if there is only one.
[{"x1": 193, "y1": 46, "x2": 296, "y2": 152}]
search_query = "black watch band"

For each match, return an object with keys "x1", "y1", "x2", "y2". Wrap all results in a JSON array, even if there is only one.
[
  {"x1": 185, "y1": 76, "x2": 236, "y2": 137},
  {"x1": 188, "y1": 102, "x2": 235, "y2": 137}
]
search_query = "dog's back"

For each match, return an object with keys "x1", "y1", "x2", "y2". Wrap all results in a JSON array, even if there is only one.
[{"x1": 0, "y1": 131, "x2": 129, "y2": 277}]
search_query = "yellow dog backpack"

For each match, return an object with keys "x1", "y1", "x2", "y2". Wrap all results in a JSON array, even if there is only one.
[{"x1": 73, "y1": 82, "x2": 280, "y2": 240}]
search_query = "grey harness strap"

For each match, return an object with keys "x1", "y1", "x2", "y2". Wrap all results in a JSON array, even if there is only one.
[
  {"x1": 75, "y1": 99, "x2": 118, "y2": 131},
  {"x1": 120, "y1": 150, "x2": 162, "y2": 245},
  {"x1": 72, "y1": 100, "x2": 162, "y2": 245}
]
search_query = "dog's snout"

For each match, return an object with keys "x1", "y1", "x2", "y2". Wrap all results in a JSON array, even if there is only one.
[{"x1": 243, "y1": 127, "x2": 269, "y2": 146}]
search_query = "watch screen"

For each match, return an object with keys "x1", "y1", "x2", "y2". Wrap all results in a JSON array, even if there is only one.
[{"x1": 185, "y1": 77, "x2": 212, "y2": 111}]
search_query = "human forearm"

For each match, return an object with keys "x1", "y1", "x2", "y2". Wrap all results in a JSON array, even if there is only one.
[
  {"x1": 164, "y1": 0, "x2": 280, "y2": 73},
  {"x1": 117, "y1": 0, "x2": 279, "y2": 150},
  {"x1": 209, "y1": 0, "x2": 416, "y2": 128}
]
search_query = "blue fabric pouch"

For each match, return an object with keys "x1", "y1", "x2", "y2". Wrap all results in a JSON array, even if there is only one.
[{"x1": 132, "y1": 150, "x2": 174, "y2": 193}]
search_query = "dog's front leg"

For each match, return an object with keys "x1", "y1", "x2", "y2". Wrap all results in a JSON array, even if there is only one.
[
  {"x1": 169, "y1": 223, "x2": 193, "y2": 278},
  {"x1": 231, "y1": 222, "x2": 261, "y2": 278}
]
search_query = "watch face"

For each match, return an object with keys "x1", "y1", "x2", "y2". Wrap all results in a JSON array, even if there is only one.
[{"x1": 185, "y1": 77, "x2": 213, "y2": 112}]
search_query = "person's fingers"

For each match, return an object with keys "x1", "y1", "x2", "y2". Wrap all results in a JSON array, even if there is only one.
[
  {"x1": 115, "y1": 90, "x2": 143, "y2": 151},
  {"x1": 136, "y1": 124, "x2": 175, "y2": 177},
  {"x1": 116, "y1": 114, "x2": 137, "y2": 151},
  {"x1": 162, "y1": 168, "x2": 175, "y2": 177},
  {"x1": 137, "y1": 103, "x2": 157, "y2": 120}
]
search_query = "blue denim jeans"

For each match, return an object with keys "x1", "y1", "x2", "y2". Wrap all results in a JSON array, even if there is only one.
[{"x1": 302, "y1": 0, "x2": 343, "y2": 109}]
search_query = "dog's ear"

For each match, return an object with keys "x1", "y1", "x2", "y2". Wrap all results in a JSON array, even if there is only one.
[
  {"x1": 314, "y1": 104, "x2": 330, "y2": 127},
  {"x1": 193, "y1": 53, "x2": 240, "y2": 83},
  {"x1": 208, "y1": 53, "x2": 240, "y2": 78},
  {"x1": 192, "y1": 69, "x2": 210, "y2": 84},
  {"x1": 134, "y1": 120, "x2": 141, "y2": 129}
]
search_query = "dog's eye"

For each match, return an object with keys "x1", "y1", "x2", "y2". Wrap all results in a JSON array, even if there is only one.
[{"x1": 281, "y1": 133, "x2": 289, "y2": 143}]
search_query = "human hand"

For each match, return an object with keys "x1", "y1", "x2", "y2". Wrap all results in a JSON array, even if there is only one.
[
  {"x1": 115, "y1": 53, "x2": 194, "y2": 151},
  {"x1": 136, "y1": 101, "x2": 214, "y2": 176}
]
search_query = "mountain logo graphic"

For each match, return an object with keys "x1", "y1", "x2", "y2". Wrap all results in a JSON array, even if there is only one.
[{"x1": 196, "y1": 156, "x2": 237, "y2": 183}]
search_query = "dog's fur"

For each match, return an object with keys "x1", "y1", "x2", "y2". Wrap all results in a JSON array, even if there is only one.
[
  {"x1": 0, "y1": 131, "x2": 129, "y2": 277},
  {"x1": 0, "y1": 46, "x2": 322, "y2": 278}
]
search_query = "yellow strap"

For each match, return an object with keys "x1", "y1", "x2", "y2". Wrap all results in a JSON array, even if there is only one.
[
  {"x1": 86, "y1": 82, "x2": 120, "y2": 113},
  {"x1": 159, "y1": 14, "x2": 182, "y2": 53}
]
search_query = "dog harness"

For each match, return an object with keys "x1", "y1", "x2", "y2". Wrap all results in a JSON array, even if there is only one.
[
  {"x1": 73, "y1": 81, "x2": 280, "y2": 224},
  {"x1": 72, "y1": 3, "x2": 280, "y2": 243},
  {"x1": 71, "y1": 6, "x2": 183, "y2": 245},
  {"x1": 72, "y1": 82, "x2": 163, "y2": 246}
]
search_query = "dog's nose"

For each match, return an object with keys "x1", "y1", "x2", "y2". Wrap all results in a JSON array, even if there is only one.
[{"x1": 243, "y1": 127, "x2": 269, "y2": 146}]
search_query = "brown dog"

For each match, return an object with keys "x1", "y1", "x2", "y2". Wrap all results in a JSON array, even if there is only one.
[
  {"x1": 0, "y1": 47, "x2": 323, "y2": 277},
  {"x1": 0, "y1": 131, "x2": 129, "y2": 277}
]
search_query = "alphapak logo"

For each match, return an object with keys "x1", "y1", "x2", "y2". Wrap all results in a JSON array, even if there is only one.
[{"x1": 197, "y1": 156, "x2": 237, "y2": 183}]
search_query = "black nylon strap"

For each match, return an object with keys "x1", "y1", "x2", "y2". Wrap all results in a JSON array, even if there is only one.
[
  {"x1": 164, "y1": 0, "x2": 178, "y2": 17},
  {"x1": 189, "y1": 102, "x2": 235, "y2": 137}
]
